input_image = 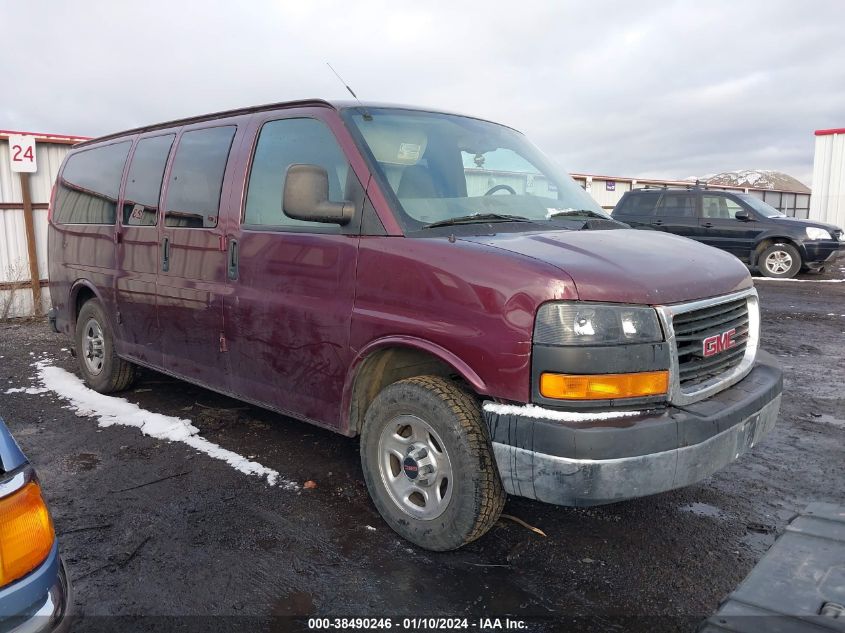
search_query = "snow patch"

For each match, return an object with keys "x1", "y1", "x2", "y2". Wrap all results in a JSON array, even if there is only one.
[
  {"x1": 33, "y1": 360, "x2": 296, "y2": 489},
  {"x1": 4, "y1": 386, "x2": 49, "y2": 395},
  {"x1": 755, "y1": 278, "x2": 845, "y2": 283},
  {"x1": 483, "y1": 402, "x2": 644, "y2": 422}
]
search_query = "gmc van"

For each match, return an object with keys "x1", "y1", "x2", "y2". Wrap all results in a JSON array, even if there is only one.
[{"x1": 47, "y1": 100, "x2": 783, "y2": 551}]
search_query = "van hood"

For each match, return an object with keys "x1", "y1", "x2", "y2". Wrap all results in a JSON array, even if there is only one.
[{"x1": 459, "y1": 229, "x2": 752, "y2": 305}]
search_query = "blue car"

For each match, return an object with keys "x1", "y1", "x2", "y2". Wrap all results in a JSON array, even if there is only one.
[{"x1": 0, "y1": 418, "x2": 70, "y2": 632}]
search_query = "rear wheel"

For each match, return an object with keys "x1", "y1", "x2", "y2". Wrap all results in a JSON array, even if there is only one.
[
  {"x1": 360, "y1": 375, "x2": 505, "y2": 551},
  {"x1": 74, "y1": 299, "x2": 136, "y2": 393},
  {"x1": 759, "y1": 243, "x2": 801, "y2": 278}
]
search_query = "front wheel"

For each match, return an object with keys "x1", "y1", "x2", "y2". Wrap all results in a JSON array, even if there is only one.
[
  {"x1": 759, "y1": 243, "x2": 801, "y2": 278},
  {"x1": 360, "y1": 375, "x2": 505, "y2": 551}
]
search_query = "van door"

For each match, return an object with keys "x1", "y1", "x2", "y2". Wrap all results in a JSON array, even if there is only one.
[
  {"x1": 115, "y1": 133, "x2": 174, "y2": 366},
  {"x1": 223, "y1": 114, "x2": 363, "y2": 429},
  {"x1": 157, "y1": 125, "x2": 238, "y2": 388}
]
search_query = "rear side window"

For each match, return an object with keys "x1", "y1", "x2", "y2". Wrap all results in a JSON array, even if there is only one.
[
  {"x1": 618, "y1": 193, "x2": 660, "y2": 216},
  {"x1": 55, "y1": 141, "x2": 132, "y2": 225},
  {"x1": 657, "y1": 194, "x2": 695, "y2": 217},
  {"x1": 165, "y1": 126, "x2": 236, "y2": 228},
  {"x1": 244, "y1": 118, "x2": 350, "y2": 229},
  {"x1": 123, "y1": 134, "x2": 175, "y2": 226}
]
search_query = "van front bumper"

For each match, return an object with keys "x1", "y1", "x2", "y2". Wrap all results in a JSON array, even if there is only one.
[{"x1": 484, "y1": 351, "x2": 782, "y2": 506}]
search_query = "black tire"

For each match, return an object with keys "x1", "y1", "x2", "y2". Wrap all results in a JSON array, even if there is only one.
[
  {"x1": 74, "y1": 299, "x2": 136, "y2": 393},
  {"x1": 360, "y1": 375, "x2": 505, "y2": 551},
  {"x1": 759, "y1": 242, "x2": 801, "y2": 279}
]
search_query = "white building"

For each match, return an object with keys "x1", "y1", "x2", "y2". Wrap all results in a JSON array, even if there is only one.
[{"x1": 809, "y1": 127, "x2": 845, "y2": 228}]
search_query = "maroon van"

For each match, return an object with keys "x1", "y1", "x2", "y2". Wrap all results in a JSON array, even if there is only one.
[{"x1": 47, "y1": 100, "x2": 782, "y2": 550}]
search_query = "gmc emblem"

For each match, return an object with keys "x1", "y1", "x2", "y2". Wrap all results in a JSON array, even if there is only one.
[{"x1": 702, "y1": 328, "x2": 736, "y2": 358}]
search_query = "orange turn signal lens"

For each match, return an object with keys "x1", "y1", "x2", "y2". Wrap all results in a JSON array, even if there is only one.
[
  {"x1": 0, "y1": 482, "x2": 55, "y2": 588},
  {"x1": 539, "y1": 371, "x2": 669, "y2": 400}
]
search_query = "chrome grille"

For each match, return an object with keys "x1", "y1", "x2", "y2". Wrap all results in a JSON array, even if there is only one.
[
  {"x1": 655, "y1": 289, "x2": 759, "y2": 406},
  {"x1": 672, "y1": 297, "x2": 749, "y2": 387}
]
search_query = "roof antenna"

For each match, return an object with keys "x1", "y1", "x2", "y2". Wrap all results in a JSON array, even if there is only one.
[{"x1": 327, "y1": 62, "x2": 371, "y2": 120}]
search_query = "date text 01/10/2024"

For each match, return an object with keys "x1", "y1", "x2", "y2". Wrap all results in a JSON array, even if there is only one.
[{"x1": 306, "y1": 617, "x2": 528, "y2": 630}]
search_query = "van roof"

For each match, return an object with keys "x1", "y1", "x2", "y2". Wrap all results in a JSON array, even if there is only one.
[{"x1": 73, "y1": 99, "x2": 517, "y2": 148}]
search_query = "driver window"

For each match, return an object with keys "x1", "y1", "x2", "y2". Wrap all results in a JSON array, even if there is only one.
[
  {"x1": 702, "y1": 195, "x2": 745, "y2": 219},
  {"x1": 244, "y1": 118, "x2": 351, "y2": 228},
  {"x1": 461, "y1": 149, "x2": 550, "y2": 197}
]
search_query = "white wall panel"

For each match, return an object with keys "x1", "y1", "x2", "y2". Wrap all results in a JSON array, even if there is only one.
[
  {"x1": 1, "y1": 139, "x2": 75, "y2": 318},
  {"x1": 810, "y1": 132, "x2": 845, "y2": 228}
]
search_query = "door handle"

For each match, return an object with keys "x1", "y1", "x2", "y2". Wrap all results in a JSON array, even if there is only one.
[
  {"x1": 162, "y1": 237, "x2": 170, "y2": 272},
  {"x1": 703, "y1": 222, "x2": 714, "y2": 228},
  {"x1": 651, "y1": 220, "x2": 663, "y2": 226},
  {"x1": 227, "y1": 239, "x2": 239, "y2": 281}
]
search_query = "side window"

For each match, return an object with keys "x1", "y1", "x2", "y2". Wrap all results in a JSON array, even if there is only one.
[
  {"x1": 624, "y1": 193, "x2": 661, "y2": 216},
  {"x1": 657, "y1": 194, "x2": 695, "y2": 218},
  {"x1": 55, "y1": 141, "x2": 132, "y2": 225},
  {"x1": 702, "y1": 195, "x2": 744, "y2": 219},
  {"x1": 123, "y1": 134, "x2": 174, "y2": 226},
  {"x1": 165, "y1": 126, "x2": 236, "y2": 228},
  {"x1": 244, "y1": 118, "x2": 351, "y2": 228},
  {"x1": 614, "y1": 194, "x2": 639, "y2": 215}
]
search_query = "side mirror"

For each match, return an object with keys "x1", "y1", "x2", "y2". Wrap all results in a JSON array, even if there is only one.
[
  {"x1": 735, "y1": 210, "x2": 752, "y2": 221},
  {"x1": 282, "y1": 164, "x2": 354, "y2": 225}
]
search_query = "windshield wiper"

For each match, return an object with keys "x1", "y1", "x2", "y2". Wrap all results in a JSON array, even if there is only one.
[
  {"x1": 424, "y1": 213, "x2": 532, "y2": 229},
  {"x1": 546, "y1": 209, "x2": 610, "y2": 220}
]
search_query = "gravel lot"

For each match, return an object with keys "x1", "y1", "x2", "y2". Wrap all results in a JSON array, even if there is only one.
[{"x1": 1, "y1": 267, "x2": 843, "y2": 632}]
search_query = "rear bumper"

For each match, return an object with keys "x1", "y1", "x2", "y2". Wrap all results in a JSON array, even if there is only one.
[{"x1": 485, "y1": 352, "x2": 782, "y2": 506}]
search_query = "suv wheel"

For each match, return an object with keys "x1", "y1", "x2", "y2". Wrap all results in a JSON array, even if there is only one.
[
  {"x1": 74, "y1": 299, "x2": 136, "y2": 393},
  {"x1": 360, "y1": 375, "x2": 505, "y2": 551},
  {"x1": 759, "y1": 243, "x2": 801, "y2": 279}
]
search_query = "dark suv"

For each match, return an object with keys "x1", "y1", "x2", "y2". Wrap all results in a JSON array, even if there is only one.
[{"x1": 612, "y1": 187, "x2": 844, "y2": 278}]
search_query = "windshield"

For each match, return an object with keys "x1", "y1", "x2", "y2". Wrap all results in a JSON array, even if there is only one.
[
  {"x1": 735, "y1": 193, "x2": 785, "y2": 218},
  {"x1": 342, "y1": 108, "x2": 608, "y2": 230}
]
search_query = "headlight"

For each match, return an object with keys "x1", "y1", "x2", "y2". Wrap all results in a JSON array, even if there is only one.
[
  {"x1": 806, "y1": 227, "x2": 832, "y2": 240},
  {"x1": 534, "y1": 302, "x2": 663, "y2": 345}
]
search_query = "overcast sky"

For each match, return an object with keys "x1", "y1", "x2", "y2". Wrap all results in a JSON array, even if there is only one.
[{"x1": 2, "y1": 1, "x2": 843, "y2": 186}]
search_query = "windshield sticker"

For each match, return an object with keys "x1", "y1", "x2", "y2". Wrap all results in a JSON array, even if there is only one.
[{"x1": 397, "y1": 143, "x2": 421, "y2": 161}]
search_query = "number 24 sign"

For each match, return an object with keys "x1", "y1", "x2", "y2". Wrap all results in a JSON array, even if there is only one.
[{"x1": 8, "y1": 135, "x2": 37, "y2": 173}]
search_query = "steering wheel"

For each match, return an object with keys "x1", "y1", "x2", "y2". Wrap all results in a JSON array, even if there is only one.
[{"x1": 484, "y1": 184, "x2": 517, "y2": 196}]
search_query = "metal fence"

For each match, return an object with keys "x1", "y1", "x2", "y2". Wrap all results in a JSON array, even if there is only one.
[{"x1": 0, "y1": 134, "x2": 84, "y2": 319}]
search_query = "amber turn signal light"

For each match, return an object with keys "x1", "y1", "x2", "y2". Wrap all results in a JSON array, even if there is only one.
[
  {"x1": 0, "y1": 482, "x2": 55, "y2": 588},
  {"x1": 539, "y1": 371, "x2": 669, "y2": 400}
]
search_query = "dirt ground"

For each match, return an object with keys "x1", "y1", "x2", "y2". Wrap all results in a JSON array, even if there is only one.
[{"x1": 0, "y1": 266, "x2": 843, "y2": 632}]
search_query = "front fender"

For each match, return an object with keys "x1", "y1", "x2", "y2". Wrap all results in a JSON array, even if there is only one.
[{"x1": 340, "y1": 335, "x2": 489, "y2": 434}]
